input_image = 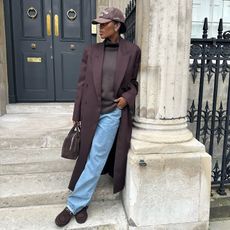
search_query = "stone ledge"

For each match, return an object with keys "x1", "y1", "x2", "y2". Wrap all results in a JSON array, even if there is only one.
[
  {"x1": 128, "y1": 221, "x2": 209, "y2": 230},
  {"x1": 131, "y1": 137, "x2": 205, "y2": 155}
]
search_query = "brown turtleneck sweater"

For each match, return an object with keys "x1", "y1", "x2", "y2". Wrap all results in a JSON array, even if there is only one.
[{"x1": 100, "y1": 40, "x2": 119, "y2": 114}]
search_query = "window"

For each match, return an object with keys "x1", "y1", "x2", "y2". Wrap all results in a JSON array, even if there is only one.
[{"x1": 192, "y1": 0, "x2": 230, "y2": 38}]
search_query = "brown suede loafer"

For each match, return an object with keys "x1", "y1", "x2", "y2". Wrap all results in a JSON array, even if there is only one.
[
  {"x1": 55, "y1": 207, "x2": 73, "y2": 227},
  {"x1": 75, "y1": 206, "x2": 88, "y2": 224}
]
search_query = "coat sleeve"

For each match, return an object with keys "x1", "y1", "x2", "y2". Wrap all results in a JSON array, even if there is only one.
[
  {"x1": 121, "y1": 48, "x2": 141, "y2": 111},
  {"x1": 72, "y1": 47, "x2": 89, "y2": 122}
]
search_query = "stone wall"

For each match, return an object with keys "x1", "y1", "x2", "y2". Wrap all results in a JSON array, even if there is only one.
[
  {"x1": 0, "y1": 0, "x2": 8, "y2": 116},
  {"x1": 96, "y1": 0, "x2": 130, "y2": 14}
]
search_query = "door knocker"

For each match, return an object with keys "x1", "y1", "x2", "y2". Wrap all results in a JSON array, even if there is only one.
[
  {"x1": 27, "y1": 7, "x2": 38, "y2": 19},
  {"x1": 67, "y1": 9, "x2": 77, "y2": 21}
]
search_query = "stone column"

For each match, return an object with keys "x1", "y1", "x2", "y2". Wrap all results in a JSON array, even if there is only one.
[
  {"x1": 0, "y1": 0, "x2": 8, "y2": 116},
  {"x1": 122, "y1": 0, "x2": 212, "y2": 229}
]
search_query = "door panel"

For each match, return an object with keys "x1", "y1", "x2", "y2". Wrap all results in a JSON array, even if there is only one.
[
  {"x1": 23, "y1": 52, "x2": 48, "y2": 90},
  {"x1": 12, "y1": 0, "x2": 54, "y2": 101},
  {"x1": 61, "y1": 53, "x2": 79, "y2": 90},
  {"x1": 61, "y1": 0, "x2": 82, "y2": 39},
  {"x1": 10, "y1": 0, "x2": 95, "y2": 102},
  {"x1": 22, "y1": 0, "x2": 44, "y2": 38},
  {"x1": 52, "y1": 0, "x2": 93, "y2": 101}
]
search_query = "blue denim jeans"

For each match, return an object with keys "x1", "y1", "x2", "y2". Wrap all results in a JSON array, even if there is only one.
[{"x1": 67, "y1": 108, "x2": 121, "y2": 214}]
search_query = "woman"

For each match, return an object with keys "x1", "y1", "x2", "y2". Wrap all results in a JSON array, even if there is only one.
[{"x1": 55, "y1": 7, "x2": 141, "y2": 227}]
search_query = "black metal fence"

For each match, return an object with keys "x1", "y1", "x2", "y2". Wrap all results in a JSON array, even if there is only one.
[
  {"x1": 125, "y1": 0, "x2": 136, "y2": 43},
  {"x1": 188, "y1": 18, "x2": 230, "y2": 195},
  {"x1": 124, "y1": 2, "x2": 230, "y2": 195}
]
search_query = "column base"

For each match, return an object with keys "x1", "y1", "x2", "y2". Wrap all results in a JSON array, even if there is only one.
[
  {"x1": 122, "y1": 134, "x2": 211, "y2": 229},
  {"x1": 133, "y1": 117, "x2": 193, "y2": 143}
]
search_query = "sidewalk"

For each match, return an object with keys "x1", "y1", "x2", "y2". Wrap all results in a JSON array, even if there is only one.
[{"x1": 210, "y1": 219, "x2": 230, "y2": 230}]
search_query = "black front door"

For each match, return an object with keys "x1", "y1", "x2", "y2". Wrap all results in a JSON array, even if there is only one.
[{"x1": 10, "y1": 0, "x2": 95, "y2": 102}]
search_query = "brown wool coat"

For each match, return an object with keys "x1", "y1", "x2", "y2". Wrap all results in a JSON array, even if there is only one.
[{"x1": 68, "y1": 37, "x2": 141, "y2": 194}]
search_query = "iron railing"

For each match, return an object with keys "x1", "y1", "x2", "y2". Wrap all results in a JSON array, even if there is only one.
[
  {"x1": 188, "y1": 18, "x2": 230, "y2": 195},
  {"x1": 125, "y1": 0, "x2": 136, "y2": 43}
]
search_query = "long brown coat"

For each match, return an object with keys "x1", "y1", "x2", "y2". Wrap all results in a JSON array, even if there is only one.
[{"x1": 68, "y1": 37, "x2": 141, "y2": 194}]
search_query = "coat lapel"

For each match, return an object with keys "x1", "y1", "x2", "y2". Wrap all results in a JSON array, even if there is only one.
[
  {"x1": 114, "y1": 38, "x2": 130, "y2": 95},
  {"x1": 92, "y1": 43, "x2": 104, "y2": 98}
]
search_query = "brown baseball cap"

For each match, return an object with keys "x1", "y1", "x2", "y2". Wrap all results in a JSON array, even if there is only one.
[{"x1": 92, "y1": 7, "x2": 126, "y2": 33}]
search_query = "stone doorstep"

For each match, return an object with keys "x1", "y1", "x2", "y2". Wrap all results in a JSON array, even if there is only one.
[
  {"x1": 0, "y1": 172, "x2": 120, "y2": 208},
  {"x1": 0, "y1": 148, "x2": 75, "y2": 175},
  {"x1": 6, "y1": 103, "x2": 74, "y2": 114},
  {"x1": 0, "y1": 200, "x2": 128, "y2": 230}
]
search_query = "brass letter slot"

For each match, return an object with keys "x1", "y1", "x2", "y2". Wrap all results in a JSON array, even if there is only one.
[{"x1": 27, "y1": 57, "x2": 42, "y2": 63}]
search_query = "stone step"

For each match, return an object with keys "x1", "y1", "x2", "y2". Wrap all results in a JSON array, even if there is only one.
[
  {"x1": 0, "y1": 172, "x2": 120, "y2": 208},
  {"x1": 0, "y1": 132, "x2": 67, "y2": 149},
  {"x1": 0, "y1": 113, "x2": 72, "y2": 149},
  {"x1": 6, "y1": 103, "x2": 74, "y2": 114},
  {"x1": 0, "y1": 148, "x2": 75, "y2": 175},
  {"x1": 0, "y1": 200, "x2": 128, "y2": 230}
]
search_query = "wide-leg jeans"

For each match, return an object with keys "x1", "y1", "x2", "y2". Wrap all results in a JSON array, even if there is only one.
[{"x1": 67, "y1": 108, "x2": 121, "y2": 214}]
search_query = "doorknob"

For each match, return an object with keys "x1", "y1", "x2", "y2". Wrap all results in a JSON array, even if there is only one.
[
  {"x1": 54, "y1": 14, "x2": 59, "y2": 37},
  {"x1": 46, "y1": 14, "x2": 51, "y2": 36},
  {"x1": 31, "y1": 43, "x2": 37, "y2": 49},
  {"x1": 70, "y1": 44, "x2": 76, "y2": 50}
]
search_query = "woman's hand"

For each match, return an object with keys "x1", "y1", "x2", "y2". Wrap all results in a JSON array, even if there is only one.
[{"x1": 114, "y1": 97, "x2": 127, "y2": 109}]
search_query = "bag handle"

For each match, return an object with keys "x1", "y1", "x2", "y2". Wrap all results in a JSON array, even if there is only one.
[{"x1": 68, "y1": 121, "x2": 81, "y2": 135}]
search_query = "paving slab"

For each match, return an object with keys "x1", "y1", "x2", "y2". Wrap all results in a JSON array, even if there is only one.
[
  {"x1": 0, "y1": 200, "x2": 128, "y2": 230},
  {"x1": 0, "y1": 172, "x2": 120, "y2": 208}
]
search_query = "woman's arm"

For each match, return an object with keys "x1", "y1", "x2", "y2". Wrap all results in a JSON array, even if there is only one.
[
  {"x1": 72, "y1": 47, "x2": 89, "y2": 122},
  {"x1": 121, "y1": 48, "x2": 141, "y2": 111}
]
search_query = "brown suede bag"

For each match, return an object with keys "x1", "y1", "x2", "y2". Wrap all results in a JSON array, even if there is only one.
[{"x1": 61, "y1": 122, "x2": 81, "y2": 160}]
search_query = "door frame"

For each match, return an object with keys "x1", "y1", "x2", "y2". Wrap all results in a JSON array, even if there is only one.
[{"x1": 3, "y1": 0, "x2": 96, "y2": 103}]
